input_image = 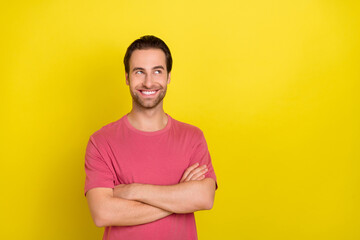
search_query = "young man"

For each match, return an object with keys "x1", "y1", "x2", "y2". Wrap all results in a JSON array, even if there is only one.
[{"x1": 84, "y1": 35, "x2": 218, "y2": 240}]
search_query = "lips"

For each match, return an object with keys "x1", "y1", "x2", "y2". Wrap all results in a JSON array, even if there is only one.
[{"x1": 139, "y1": 90, "x2": 159, "y2": 96}]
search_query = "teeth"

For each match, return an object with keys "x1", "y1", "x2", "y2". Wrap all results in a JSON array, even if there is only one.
[{"x1": 142, "y1": 90, "x2": 156, "y2": 95}]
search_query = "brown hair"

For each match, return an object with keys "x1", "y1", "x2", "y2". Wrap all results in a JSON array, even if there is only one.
[{"x1": 123, "y1": 35, "x2": 172, "y2": 74}]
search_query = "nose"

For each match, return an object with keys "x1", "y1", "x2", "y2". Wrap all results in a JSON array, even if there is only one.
[{"x1": 143, "y1": 74, "x2": 153, "y2": 88}]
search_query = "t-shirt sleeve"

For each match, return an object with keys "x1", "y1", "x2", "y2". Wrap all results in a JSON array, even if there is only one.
[
  {"x1": 189, "y1": 130, "x2": 218, "y2": 190},
  {"x1": 84, "y1": 135, "x2": 115, "y2": 196}
]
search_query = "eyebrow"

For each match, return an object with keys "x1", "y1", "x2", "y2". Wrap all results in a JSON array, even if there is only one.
[
  {"x1": 132, "y1": 67, "x2": 145, "y2": 73},
  {"x1": 152, "y1": 65, "x2": 164, "y2": 70},
  {"x1": 131, "y1": 65, "x2": 165, "y2": 73}
]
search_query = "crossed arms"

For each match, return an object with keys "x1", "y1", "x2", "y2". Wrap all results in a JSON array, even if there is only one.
[{"x1": 86, "y1": 163, "x2": 216, "y2": 227}]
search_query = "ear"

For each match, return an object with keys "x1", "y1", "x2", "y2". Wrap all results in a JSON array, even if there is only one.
[
  {"x1": 167, "y1": 72, "x2": 171, "y2": 84},
  {"x1": 125, "y1": 73, "x2": 129, "y2": 85}
]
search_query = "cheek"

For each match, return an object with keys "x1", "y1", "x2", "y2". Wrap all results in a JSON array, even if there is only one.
[
  {"x1": 129, "y1": 75, "x2": 142, "y2": 85},
  {"x1": 153, "y1": 75, "x2": 168, "y2": 82},
  {"x1": 129, "y1": 82, "x2": 138, "y2": 91}
]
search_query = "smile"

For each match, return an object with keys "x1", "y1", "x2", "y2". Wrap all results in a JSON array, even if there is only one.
[{"x1": 139, "y1": 90, "x2": 158, "y2": 96}]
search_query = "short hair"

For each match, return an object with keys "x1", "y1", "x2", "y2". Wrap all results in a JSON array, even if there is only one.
[{"x1": 123, "y1": 35, "x2": 172, "y2": 74}]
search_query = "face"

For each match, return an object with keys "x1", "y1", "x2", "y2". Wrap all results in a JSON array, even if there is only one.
[{"x1": 126, "y1": 48, "x2": 171, "y2": 110}]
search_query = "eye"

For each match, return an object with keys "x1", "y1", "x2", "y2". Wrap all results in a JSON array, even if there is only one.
[
  {"x1": 135, "y1": 71, "x2": 143, "y2": 74},
  {"x1": 154, "y1": 70, "x2": 162, "y2": 74}
]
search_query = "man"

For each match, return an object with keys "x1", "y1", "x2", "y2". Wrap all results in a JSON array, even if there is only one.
[{"x1": 84, "y1": 35, "x2": 218, "y2": 240}]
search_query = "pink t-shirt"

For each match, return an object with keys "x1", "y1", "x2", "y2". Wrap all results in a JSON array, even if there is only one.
[{"x1": 84, "y1": 114, "x2": 217, "y2": 240}]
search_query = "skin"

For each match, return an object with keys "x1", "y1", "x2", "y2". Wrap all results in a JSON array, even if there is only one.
[
  {"x1": 125, "y1": 49, "x2": 170, "y2": 132},
  {"x1": 113, "y1": 164, "x2": 214, "y2": 214},
  {"x1": 86, "y1": 163, "x2": 212, "y2": 227},
  {"x1": 86, "y1": 48, "x2": 216, "y2": 227}
]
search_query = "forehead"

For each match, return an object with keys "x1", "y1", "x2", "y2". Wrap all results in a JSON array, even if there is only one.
[{"x1": 129, "y1": 49, "x2": 166, "y2": 70}]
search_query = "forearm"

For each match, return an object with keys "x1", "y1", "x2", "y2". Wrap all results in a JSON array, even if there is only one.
[
  {"x1": 115, "y1": 178, "x2": 215, "y2": 214},
  {"x1": 86, "y1": 188, "x2": 172, "y2": 227}
]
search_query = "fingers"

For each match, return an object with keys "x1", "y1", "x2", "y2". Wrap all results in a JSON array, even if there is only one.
[
  {"x1": 180, "y1": 163, "x2": 208, "y2": 183},
  {"x1": 180, "y1": 163, "x2": 199, "y2": 182},
  {"x1": 189, "y1": 167, "x2": 208, "y2": 181},
  {"x1": 184, "y1": 165, "x2": 208, "y2": 182}
]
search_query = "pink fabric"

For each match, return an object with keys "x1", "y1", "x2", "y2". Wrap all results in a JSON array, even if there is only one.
[{"x1": 84, "y1": 114, "x2": 217, "y2": 240}]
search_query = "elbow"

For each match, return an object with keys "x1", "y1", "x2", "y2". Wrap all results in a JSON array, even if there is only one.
[
  {"x1": 94, "y1": 219, "x2": 105, "y2": 228},
  {"x1": 190, "y1": 195, "x2": 213, "y2": 211},
  {"x1": 172, "y1": 195, "x2": 214, "y2": 213},
  {"x1": 192, "y1": 191, "x2": 214, "y2": 211},
  {"x1": 91, "y1": 208, "x2": 112, "y2": 228},
  {"x1": 201, "y1": 196, "x2": 214, "y2": 210},
  {"x1": 205, "y1": 199, "x2": 214, "y2": 210},
  {"x1": 86, "y1": 189, "x2": 116, "y2": 227},
  {"x1": 197, "y1": 180, "x2": 215, "y2": 210},
  {"x1": 92, "y1": 213, "x2": 108, "y2": 228}
]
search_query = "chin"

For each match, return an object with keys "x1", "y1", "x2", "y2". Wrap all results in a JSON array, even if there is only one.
[
  {"x1": 133, "y1": 98, "x2": 163, "y2": 109},
  {"x1": 132, "y1": 93, "x2": 166, "y2": 110}
]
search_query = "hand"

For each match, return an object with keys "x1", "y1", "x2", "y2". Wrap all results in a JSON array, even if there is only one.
[
  {"x1": 113, "y1": 183, "x2": 138, "y2": 200},
  {"x1": 180, "y1": 163, "x2": 208, "y2": 183}
]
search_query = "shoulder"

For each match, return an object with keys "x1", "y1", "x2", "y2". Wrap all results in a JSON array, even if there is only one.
[
  {"x1": 89, "y1": 116, "x2": 125, "y2": 142},
  {"x1": 170, "y1": 116, "x2": 205, "y2": 139}
]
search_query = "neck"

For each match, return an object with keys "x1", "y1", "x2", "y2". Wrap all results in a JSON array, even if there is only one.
[{"x1": 127, "y1": 104, "x2": 168, "y2": 132}]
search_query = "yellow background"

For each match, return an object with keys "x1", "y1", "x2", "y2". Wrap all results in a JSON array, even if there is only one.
[{"x1": 1, "y1": 0, "x2": 359, "y2": 239}]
